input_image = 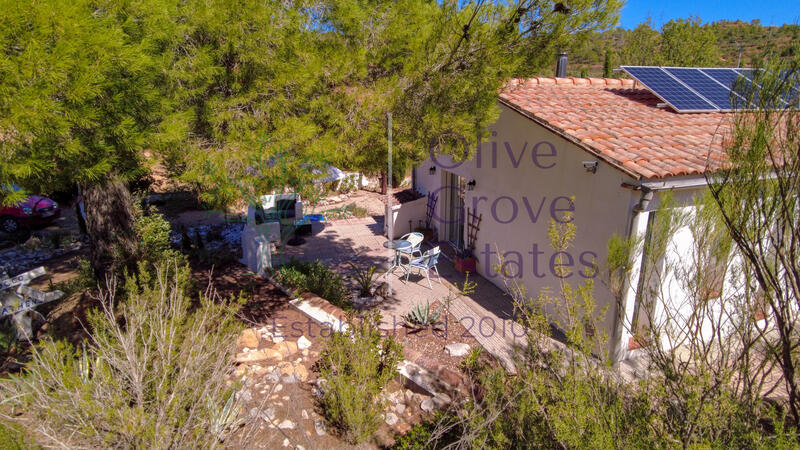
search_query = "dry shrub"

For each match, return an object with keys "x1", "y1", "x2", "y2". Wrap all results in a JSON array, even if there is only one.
[{"x1": 1, "y1": 259, "x2": 244, "y2": 448}]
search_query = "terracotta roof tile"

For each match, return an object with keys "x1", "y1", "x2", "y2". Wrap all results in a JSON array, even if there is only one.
[{"x1": 499, "y1": 77, "x2": 730, "y2": 179}]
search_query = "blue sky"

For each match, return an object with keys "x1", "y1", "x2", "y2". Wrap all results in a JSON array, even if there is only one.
[{"x1": 619, "y1": 0, "x2": 800, "y2": 29}]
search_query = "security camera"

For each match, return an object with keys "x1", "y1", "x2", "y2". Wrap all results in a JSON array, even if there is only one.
[{"x1": 582, "y1": 161, "x2": 598, "y2": 173}]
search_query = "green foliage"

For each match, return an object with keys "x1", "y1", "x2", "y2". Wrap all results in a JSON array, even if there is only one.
[
  {"x1": 347, "y1": 262, "x2": 378, "y2": 297},
  {"x1": 318, "y1": 310, "x2": 403, "y2": 444},
  {"x1": 661, "y1": 16, "x2": 721, "y2": 66},
  {"x1": 274, "y1": 260, "x2": 351, "y2": 309},
  {"x1": 403, "y1": 300, "x2": 443, "y2": 328},
  {"x1": 0, "y1": 0, "x2": 158, "y2": 203},
  {"x1": 392, "y1": 412, "x2": 461, "y2": 449},
  {"x1": 1, "y1": 259, "x2": 244, "y2": 448},
  {"x1": 51, "y1": 258, "x2": 95, "y2": 297},
  {"x1": 0, "y1": 317, "x2": 16, "y2": 354},
  {"x1": 325, "y1": 203, "x2": 370, "y2": 221},
  {"x1": 0, "y1": 421, "x2": 33, "y2": 450}
]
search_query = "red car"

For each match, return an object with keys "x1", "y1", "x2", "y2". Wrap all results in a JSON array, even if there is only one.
[{"x1": 0, "y1": 185, "x2": 61, "y2": 233}]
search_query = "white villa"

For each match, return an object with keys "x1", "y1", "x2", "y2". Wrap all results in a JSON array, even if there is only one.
[{"x1": 411, "y1": 76, "x2": 734, "y2": 361}]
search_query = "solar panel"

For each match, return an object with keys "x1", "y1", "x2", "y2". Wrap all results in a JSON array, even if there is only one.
[
  {"x1": 622, "y1": 66, "x2": 800, "y2": 113},
  {"x1": 666, "y1": 67, "x2": 741, "y2": 110},
  {"x1": 622, "y1": 66, "x2": 716, "y2": 112}
]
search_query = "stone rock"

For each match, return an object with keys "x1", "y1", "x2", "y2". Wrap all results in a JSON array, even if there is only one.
[
  {"x1": 274, "y1": 341, "x2": 298, "y2": 357},
  {"x1": 388, "y1": 390, "x2": 404, "y2": 404},
  {"x1": 294, "y1": 364, "x2": 308, "y2": 381},
  {"x1": 278, "y1": 419, "x2": 295, "y2": 430},
  {"x1": 277, "y1": 361, "x2": 294, "y2": 376},
  {"x1": 302, "y1": 409, "x2": 309, "y2": 420},
  {"x1": 396, "y1": 403, "x2": 406, "y2": 414},
  {"x1": 237, "y1": 389, "x2": 252, "y2": 403},
  {"x1": 444, "y1": 343, "x2": 470, "y2": 357},
  {"x1": 433, "y1": 393, "x2": 452, "y2": 408},
  {"x1": 294, "y1": 335, "x2": 311, "y2": 350},
  {"x1": 237, "y1": 328, "x2": 260, "y2": 349},
  {"x1": 314, "y1": 419, "x2": 327, "y2": 436},
  {"x1": 235, "y1": 348, "x2": 281, "y2": 364},
  {"x1": 273, "y1": 335, "x2": 285, "y2": 344},
  {"x1": 375, "y1": 281, "x2": 390, "y2": 297},
  {"x1": 282, "y1": 438, "x2": 290, "y2": 447},
  {"x1": 282, "y1": 374, "x2": 299, "y2": 384},
  {"x1": 274, "y1": 384, "x2": 283, "y2": 393},
  {"x1": 385, "y1": 412, "x2": 398, "y2": 426},
  {"x1": 261, "y1": 407, "x2": 276, "y2": 422},
  {"x1": 420, "y1": 397, "x2": 434, "y2": 413},
  {"x1": 438, "y1": 367, "x2": 463, "y2": 388},
  {"x1": 266, "y1": 371, "x2": 281, "y2": 383}
]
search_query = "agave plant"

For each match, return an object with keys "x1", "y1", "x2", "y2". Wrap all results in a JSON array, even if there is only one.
[{"x1": 403, "y1": 300, "x2": 444, "y2": 328}]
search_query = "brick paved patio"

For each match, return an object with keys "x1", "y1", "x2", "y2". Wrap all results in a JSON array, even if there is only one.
[{"x1": 277, "y1": 216, "x2": 526, "y2": 371}]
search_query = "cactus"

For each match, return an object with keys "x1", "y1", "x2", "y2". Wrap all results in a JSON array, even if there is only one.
[{"x1": 403, "y1": 300, "x2": 443, "y2": 328}]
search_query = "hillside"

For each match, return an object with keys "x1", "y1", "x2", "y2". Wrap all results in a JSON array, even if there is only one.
[{"x1": 542, "y1": 19, "x2": 800, "y2": 78}]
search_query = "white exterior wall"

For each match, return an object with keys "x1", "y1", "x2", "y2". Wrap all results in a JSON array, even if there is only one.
[
  {"x1": 415, "y1": 103, "x2": 641, "y2": 356},
  {"x1": 617, "y1": 185, "x2": 759, "y2": 363}
]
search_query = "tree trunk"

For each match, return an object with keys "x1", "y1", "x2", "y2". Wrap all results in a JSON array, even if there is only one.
[
  {"x1": 82, "y1": 178, "x2": 139, "y2": 278},
  {"x1": 380, "y1": 171, "x2": 388, "y2": 195}
]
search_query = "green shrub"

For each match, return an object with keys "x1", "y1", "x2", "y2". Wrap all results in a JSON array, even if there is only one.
[
  {"x1": 134, "y1": 211, "x2": 174, "y2": 263},
  {"x1": 275, "y1": 260, "x2": 351, "y2": 309},
  {"x1": 392, "y1": 412, "x2": 460, "y2": 449},
  {"x1": 347, "y1": 262, "x2": 378, "y2": 297},
  {"x1": 52, "y1": 257, "x2": 95, "y2": 297},
  {"x1": 0, "y1": 421, "x2": 32, "y2": 450},
  {"x1": 1, "y1": 259, "x2": 244, "y2": 448},
  {"x1": 345, "y1": 203, "x2": 368, "y2": 218},
  {"x1": 318, "y1": 311, "x2": 402, "y2": 444}
]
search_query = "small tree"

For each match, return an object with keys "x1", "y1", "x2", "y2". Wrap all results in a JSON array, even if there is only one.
[{"x1": 706, "y1": 59, "x2": 800, "y2": 426}]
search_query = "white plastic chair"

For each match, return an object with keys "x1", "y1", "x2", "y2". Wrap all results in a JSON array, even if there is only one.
[
  {"x1": 405, "y1": 246, "x2": 441, "y2": 289},
  {"x1": 397, "y1": 232, "x2": 424, "y2": 264}
]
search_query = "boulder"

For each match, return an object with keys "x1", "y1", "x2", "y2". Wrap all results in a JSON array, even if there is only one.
[
  {"x1": 273, "y1": 341, "x2": 298, "y2": 358},
  {"x1": 297, "y1": 335, "x2": 312, "y2": 350},
  {"x1": 237, "y1": 328, "x2": 261, "y2": 349},
  {"x1": 314, "y1": 419, "x2": 327, "y2": 436},
  {"x1": 235, "y1": 348, "x2": 282, "y2": 364},
  {"x1": 420, "y1": 397, "x2": 434, "y2": 413},
  {"x1": 385, "y1": 412, "x2": 398, "y2": 426},
  {"x1": 277, "y1": 419, "x2": 295, "y2": 430},
  {"x1": 444, "y1": 343, "x2": 470, "y2": 357}
]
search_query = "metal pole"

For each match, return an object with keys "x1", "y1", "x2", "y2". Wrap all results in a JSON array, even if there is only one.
[{"x1": 387, "y1": 112, "x2": 393, "y2": 297}]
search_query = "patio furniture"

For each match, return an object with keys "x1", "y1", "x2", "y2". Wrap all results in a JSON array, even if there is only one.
[
  {"x1": 397, "y1": 232, "x2": 424, "y2": 264},
  {"x1": 405, "y1": 246, "x2": 441, "y2": 289},
  {"x1": 383, "y1": 239, "x2": 412, "y2": 276}
]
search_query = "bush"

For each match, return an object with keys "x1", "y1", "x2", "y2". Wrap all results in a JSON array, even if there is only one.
[
  {"x1": 0, "y1": 421, "x2": 31, "y2": 450},
  {"x1": 274, "y1": 260, "x2": 351, "y2": 309},
  {"x1": 1, "y1": 259, "x2": 244, "y2": 448},
  {"x1": 318, "y1": 310, "x2": 402, "y2": 444}
]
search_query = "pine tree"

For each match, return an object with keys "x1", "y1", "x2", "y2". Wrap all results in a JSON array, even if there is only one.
[
  {"x1": 0, "y1": 0, "x2": 159, "y2": 275},
  {"x1": 603, "y1": 51, "x2": 613, "y2": 77}
]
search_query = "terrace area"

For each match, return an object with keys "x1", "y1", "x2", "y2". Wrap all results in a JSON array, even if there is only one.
[{"x1": 278, "y1": 212, "x2": 525, "y2": 371}]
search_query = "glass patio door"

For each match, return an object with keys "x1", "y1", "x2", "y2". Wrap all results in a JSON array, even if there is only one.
[{"x1": 443, "y1": 171, "x2": 465, "y2": 250}]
